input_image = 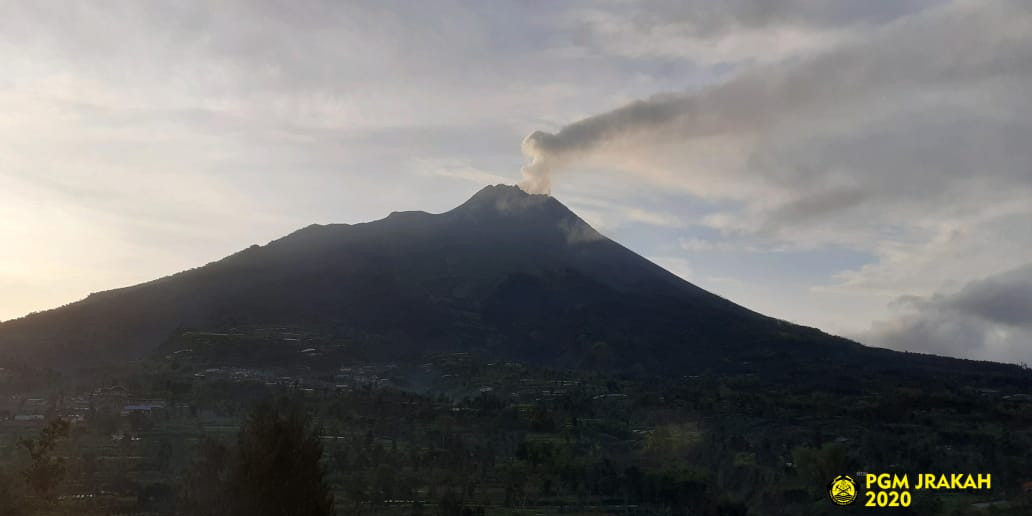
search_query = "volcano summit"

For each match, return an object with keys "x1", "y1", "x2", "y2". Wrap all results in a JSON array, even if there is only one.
[{"x1": 0, "y1": 185, "x2": 1016, "y2": 380}]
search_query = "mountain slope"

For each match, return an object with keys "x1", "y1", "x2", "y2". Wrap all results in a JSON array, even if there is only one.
[{"x1": 0, "y1": 185, "x2": 1015, "y2": 377}]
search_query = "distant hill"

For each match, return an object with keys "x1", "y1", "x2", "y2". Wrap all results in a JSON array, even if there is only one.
[{"x1": 0, "y1": 185, "x2": 1023, "y2": 379}]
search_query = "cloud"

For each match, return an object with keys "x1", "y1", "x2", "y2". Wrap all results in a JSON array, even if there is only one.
[
  {"x1": 0, "y1": 1, "x2": 569, "y2": 319},
  {"x1": 518, "y1": 2, "x2": 1032, "y2": 348},
  {"x1": 521, "y1": 0, "x2": 1032, "y2": 199},
  {"x1": 555, "y1": 0, "x2": 936, "y2": 65},
  {"x1": 943, "y1": 265, "x2": 1032, "y2": 328},
  {"x1": 414, "y1": 158, "x2": 512, "y2": 186},
  {"x1": 679, "y1": 237, "x2": 760, "y2": 253},
  {"x1": 0, "y1": 0, "x2": 1027, "y2": 367},
  {"x1": 862, "y1": 264, "x2": 1032, "y2": 364}
]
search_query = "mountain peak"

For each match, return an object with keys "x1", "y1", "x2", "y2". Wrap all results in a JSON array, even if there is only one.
[
  {"x1": 0, "y1": 180, "x2": 882, "y2": 375},
  {"x1": 451, "y1": 184, "x2": 557, "y2": 216},
  {"x1": 467, "y1": 183, "x2": 539, "y2": 204}
]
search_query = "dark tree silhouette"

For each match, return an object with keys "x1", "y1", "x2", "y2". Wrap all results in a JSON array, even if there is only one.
[
  {"x1": 229, "y1": 398, "x2": 335, "y2": 516},
  {"x1": 0, "y1": 468, "x2": 24, "y2": 516},
  {"x1": 180, "y1": 438, "x2": 233, "y2": 516},
  {"x1": 18, "y1": 418, "x2": 70, "y2": 500}
]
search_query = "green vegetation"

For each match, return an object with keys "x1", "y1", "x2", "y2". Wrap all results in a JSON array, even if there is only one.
[{"x1": 1, "y1": 350, "x2": 1030, "y2": 516}]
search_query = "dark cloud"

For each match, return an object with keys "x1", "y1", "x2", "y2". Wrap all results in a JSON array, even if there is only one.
[
  {"x1": 864, "y1": 263, "x2": 1032, "y2": 364},
  {"x1": 946, "y1": 264, "x2": 1032, "y2": 328}
]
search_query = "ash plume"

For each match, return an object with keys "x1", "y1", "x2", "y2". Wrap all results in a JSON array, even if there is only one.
[
  {"x1": 516, "y1": 0, "x2": 1032, "y2": 195},
  {"x1": 519, "y1": 95, "x2": 688, "y2": 194}
]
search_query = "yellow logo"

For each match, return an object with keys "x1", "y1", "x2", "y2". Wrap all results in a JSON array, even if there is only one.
[{"x1": 828, "y1": 475, "x2": 857, "y2": 506}]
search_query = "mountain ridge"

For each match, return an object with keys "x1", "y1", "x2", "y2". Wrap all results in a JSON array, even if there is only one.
[{"x1": 0, "y1": 185, "x2": 1021, "y2": 379}]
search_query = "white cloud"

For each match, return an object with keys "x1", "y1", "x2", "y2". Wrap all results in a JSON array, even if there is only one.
[
  {"x1": 562, "y1": 194, "x2": 685, "y2": 230},
  {"x1": 414, "y1": 159, "x2": 512, "y2": 186}
]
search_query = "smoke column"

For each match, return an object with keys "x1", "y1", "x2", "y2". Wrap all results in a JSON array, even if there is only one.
[{"x1": 515, "y1": 0, "x2": 1027, "y2": 194}]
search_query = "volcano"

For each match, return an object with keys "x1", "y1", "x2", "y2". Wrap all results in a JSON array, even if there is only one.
[{"x1": 0, "y1": 185, "x2": 1017, "y2": 378}]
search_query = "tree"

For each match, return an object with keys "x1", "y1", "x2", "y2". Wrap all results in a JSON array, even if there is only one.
[
  {"x1": 230, "y1": 397, "x2": 335, "y2": 516},
  {"x1": 19, "y1": 418, "x2": 70, "y2": 500},
  {"x1": 180, "y1": 438, "x2": 233, "y2": 516},
  {"x1": 0, "y1": 468, "x2": 25, "y2": 516},
  {"x1": 792, "y1": 442, "x2": 848, "y2": 499},
  {"x1": 180, "y1": 398, "x2": 335, "y2": 516}
]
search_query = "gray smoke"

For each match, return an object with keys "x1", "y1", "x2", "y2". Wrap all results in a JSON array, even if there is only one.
[{"x1": 518, "y1": 0, "x2": 1032, "y2": 194}]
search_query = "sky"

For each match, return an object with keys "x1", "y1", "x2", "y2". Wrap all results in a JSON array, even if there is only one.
[{"x1": 1, "y1": 0, "x2": 1030, "y2": 364}]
